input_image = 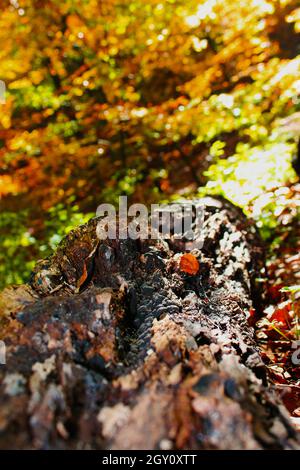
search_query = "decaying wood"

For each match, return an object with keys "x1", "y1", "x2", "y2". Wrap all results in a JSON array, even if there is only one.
[{"x1": 0, "y1": 197, "x2": 299, "y2": 450}]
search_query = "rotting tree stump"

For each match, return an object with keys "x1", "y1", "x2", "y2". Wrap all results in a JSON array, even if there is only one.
[{"x1": 0, "y1": 197, "x2": 299, "y2": 450}]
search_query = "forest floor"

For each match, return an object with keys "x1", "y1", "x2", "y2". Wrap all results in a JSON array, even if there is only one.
[{"x1": 255, "y1": 183, "x2": 300, "y2": 423}]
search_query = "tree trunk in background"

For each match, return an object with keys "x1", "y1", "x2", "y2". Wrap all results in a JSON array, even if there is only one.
[{"x1": 0, "y1": 197, "x2": 299, "y2": 450}]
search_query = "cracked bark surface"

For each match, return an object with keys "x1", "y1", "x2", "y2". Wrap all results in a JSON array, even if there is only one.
[{"x1": 0, "y1": 197, "x2": 299, "y2": 450}]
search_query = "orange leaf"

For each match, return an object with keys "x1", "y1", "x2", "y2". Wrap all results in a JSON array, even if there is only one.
[
  {"x1": 67, "y1": 14, "x2": 83, "y2": 29},
  {"x1": 77, "y1": 262, "x2": 88, "y2": 289},
  {"x1": 179, "y1": 253, "x2": 199, "y2": 275}
]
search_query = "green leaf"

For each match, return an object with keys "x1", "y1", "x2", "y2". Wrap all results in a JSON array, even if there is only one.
[{"x1": 280, "y1": 286, "x2": 300, "y2": 293}]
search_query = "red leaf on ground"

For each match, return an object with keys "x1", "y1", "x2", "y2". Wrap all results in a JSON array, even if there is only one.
[
  {"x1": 268, "y1": 283, "x2": 284, "y2": 302},
  {"x1": 270, "y1": 302, "x2": 292, "y2": 328}
]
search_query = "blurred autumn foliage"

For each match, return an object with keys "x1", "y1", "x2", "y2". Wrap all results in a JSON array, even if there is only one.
[{"x1": 0, "y1": 0, "x2": 300, "y2": 287}]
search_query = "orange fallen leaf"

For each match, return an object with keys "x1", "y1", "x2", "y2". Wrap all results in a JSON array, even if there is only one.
[
  {"x1": 77, "y1": 241, "x2": 100, "y2": 291},
  {"x1": 179, "y1": 253, "x2": 199, "y2": 275},
  {"x1": 77, "y1": 261, "x2": 88, "y2": 289}
]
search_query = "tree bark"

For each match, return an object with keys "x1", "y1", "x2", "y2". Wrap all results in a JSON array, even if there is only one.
[{"x1": 0, "y1": 197, "x2": 299, "y2": 450}]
